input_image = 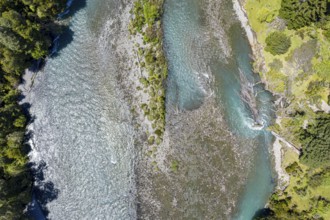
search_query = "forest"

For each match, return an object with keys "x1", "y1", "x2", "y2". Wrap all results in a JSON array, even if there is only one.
[{"x1": 0, "y1": 0, "x2": 65, "y2": 218}]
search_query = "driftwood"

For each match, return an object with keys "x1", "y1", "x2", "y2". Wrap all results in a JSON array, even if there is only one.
[
  {"x1": 238, "y1": 68, "x2": 262, "y2": 126},
  {"x1": 271, "y1": 131, "x2": 301, "y2": 154}
]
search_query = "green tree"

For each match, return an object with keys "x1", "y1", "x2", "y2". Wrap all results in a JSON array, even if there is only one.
[
  {"x1": 279, "y1": 0, "x2": 329, "y2": 29},
  {"x1": 0, "y1": 28, "x2": 26, "y2": 52},
  {"x1": 299, "y1": 113, "x2": 330, "y2": 167},
  {"x1": 265, "y1": 32, "x2": 291, "y2": 55}
]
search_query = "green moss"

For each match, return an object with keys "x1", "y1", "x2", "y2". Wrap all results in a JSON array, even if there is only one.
[
  {"x1": 148, "y1": 135, "x2": 155, "y2": 145},
  {"x1": 269, "y1": 59, "x2": 283, "y2": 71},
  {"x1": 155, "y1": 137, "x2": 162, "y2": 145},
  {"x1": 139, "y1": 77, "x2": 149, "y2": 86},
  {"x1": 257, "y1": 7, "x2": 277, "y2": 23},
  {"x1": 170, "y1": 160, "x2": 179, "y2": 172},
  {"x1": 146, "y1": 150, "x2": 153, "y2": 157},
  {"x1": 314, "y1": 60, "x2": 330, "y2": 82}
]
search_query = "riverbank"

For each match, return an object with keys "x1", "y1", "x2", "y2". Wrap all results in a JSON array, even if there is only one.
[
  {"x1": 237, "y1": 0, "x2": 330, "y2": 218},
  {"x1": 232, "y1": 0, "x2": 267, "y2": 78}
]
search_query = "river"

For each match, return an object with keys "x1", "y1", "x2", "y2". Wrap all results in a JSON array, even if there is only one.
[
  {"x1": 24, "y1": 0, "x2": 136, "y2": 219},
  {"x1": 24, "y1": 0, "x2": 275, "y2": 219}
]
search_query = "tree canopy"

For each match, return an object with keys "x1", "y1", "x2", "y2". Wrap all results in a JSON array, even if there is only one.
[
  {"x1": 299, "y1": 113, "x2": 330, "y2": 167},
  {"x1": 0, "y1": 0, "x2": 65, "y2": 218},
  {"x1": 265, "y1": 31, "x2": 291, "y2": 55},
  {"x1": 279, "y1": 0, "x2": 329, "y2": 29}
]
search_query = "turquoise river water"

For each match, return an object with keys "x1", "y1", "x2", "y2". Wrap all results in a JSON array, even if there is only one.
[{"x1": 161, "y1": 0, "x2": 275, "y2": 219}]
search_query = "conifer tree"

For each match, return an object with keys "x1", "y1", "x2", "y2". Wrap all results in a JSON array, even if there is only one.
[{"x1": 279, "y1": 0, "x2": 329, "y2": 29}]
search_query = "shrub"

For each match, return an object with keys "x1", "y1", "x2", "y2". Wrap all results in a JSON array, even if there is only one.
[
  {"x1": 285, "y1": 162, "x2": 302, "y2": 176},
  {"x1": 265, "y1": 32, "x2": 291, "y2": 55},
  {"x1": 170, "y1": 160, "x2": 179, "y2": 172},
  {"x1": 143, "y1": 2, "x2": 159, "y2": 25},
  {"x1": 130, "y1": 0, "x2": 167, "y2": 142},
  {"x1": 323, "y1": 29, "x2": 330, "y2": 41},
  {"x1": 293, "y1": 186, "x2": 307, "y2": 196},
  {"x1": 257, "y1": 8, "x2": 276, "y2": 23},
  {"x1": 309, "y1": 172, "x2": 325, "y2": 188},
  {"x1": 148, "y1": 136, "x2": 155, "y2": 145}
]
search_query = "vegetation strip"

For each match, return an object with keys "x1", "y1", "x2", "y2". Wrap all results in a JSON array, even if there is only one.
[
  {"x1": 0, "y1": 1, "x2": 66, "y2": 218},
  {"x1": 243, "y1": 0, "x2": 330, "y2": 219},
  {"x1": 129, "y1": 0, "x2": 167, "y2": 146}
]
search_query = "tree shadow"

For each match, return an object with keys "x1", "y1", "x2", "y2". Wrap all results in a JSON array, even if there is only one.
[
  {"x1": 327, "y1": 2, "x2": 330, "y2": 15},
  {"x1": 18, "y1": 105, "x2": 57, "y2": 219},
  {"x1": 50, "y1": 27, "x2": 74, "y2": 58},
  {"x1": 252, "y1": 208, "x2": 275, "y2": 219},
  {"x1": 26, "y1": 161, "x2": 60, "y2": 220},
  {"x1": 60, "y1": 0, "x2": 87, "y2": 19},
  {"x1": 50, "y1": 0, "x2": 87, "y2": 58}
]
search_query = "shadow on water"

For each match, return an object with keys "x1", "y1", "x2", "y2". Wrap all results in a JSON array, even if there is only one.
[
  {"x1": 26, "y1": 161, "x2": 60, "y2": 220},
  {"x1": 60, "y1": 0, "x2": 87, "y2": 19},
  {"x1": 22, "y1": 1, "x2": 87, "y2": 219},
  {"x1": 51, "y1": 0, "x2": 87, "y2": 58},
  {"x1": 17, "y1": 104, "x2": 59, "y2": 220},
  {"x1": 50, "y1": 27, "x2": 74, "y2": 58},
  {"x1": 252, "y1": 208, "x2": 276, "y2": 219}
]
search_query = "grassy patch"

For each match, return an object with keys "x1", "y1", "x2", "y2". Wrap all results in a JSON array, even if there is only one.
[
  {"x1": 266, "y1": 69, "x2": 288, "y2": 94},
  {"x1": 170, "y1": 160, "x2": 179, "y2": 172}
]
